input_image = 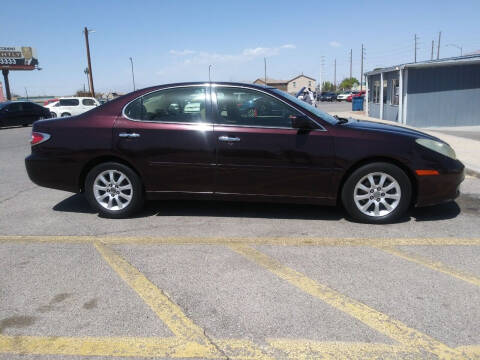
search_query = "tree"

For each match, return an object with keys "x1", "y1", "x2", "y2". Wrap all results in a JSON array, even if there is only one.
[
  {"x1": 339, "y1": 77, "x2": 359, "y2": 90},
  {"x1": 321, "y1": 81, "x2": 335, "y2": 92},
  {"x1": 75, "y1": 90, "x2": 103, "y2": 98}
]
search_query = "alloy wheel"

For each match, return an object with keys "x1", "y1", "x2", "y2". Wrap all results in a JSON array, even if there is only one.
[
  {"x1": 93, "y1": 170, "x2": 133, "y2": 211},
  {"x1": 353, "y1": 172, "x2": 401, "y2": 217}
]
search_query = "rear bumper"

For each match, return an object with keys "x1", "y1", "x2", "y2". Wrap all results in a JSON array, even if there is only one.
[
  {"x1": 25, "y1": 153, "x2": 81, "y2": 193},
  {"x1": 415, "y1": 161, "x2": 465, "y2": 207}
]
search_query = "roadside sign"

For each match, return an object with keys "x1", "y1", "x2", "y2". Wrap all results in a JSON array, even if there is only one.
[{"x1": 0, "y1": 46, "x2": 39, "y2": 70}]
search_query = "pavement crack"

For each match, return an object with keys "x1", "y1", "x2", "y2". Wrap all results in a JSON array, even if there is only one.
[
  {"x1": 202, "y1": 329, "x2": 230, "y2": 360},
  {"x1": 0, "y1": 186, "x2": 38, "y2": 205}
]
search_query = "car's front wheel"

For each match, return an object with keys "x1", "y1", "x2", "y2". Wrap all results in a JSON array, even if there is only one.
[
  {"x1": 61, "y1": 112, "x2": 71, "y2": 117},
  {"x1": 50, "y1": 112, "x2": 57, "y2": 118},
  {"x1": 85, "y1": 162, "x2": 144, "y2": 218},
  {"x1": 341, "y1": 162, "x2": 411, "y2": 224}
]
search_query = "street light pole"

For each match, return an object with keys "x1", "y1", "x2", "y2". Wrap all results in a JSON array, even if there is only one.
[
  {"x1": 84, "y1": 26, "x2": 95, "y2": 97},
  {"x1": 24, "y1": 87, "x2": 28, "y2": 100},
  {"x1": 129, "y1": 57, "x2": 136, "y2": 91}
]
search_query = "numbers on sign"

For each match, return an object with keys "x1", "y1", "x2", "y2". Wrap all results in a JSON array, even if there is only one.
[{"x1": 0, "y1": 58, "x2": 17, "y2": 65}]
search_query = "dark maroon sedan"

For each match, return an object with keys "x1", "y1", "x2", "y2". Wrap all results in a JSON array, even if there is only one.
[{"x1": 25, "y1": 82, "x2": 464, "y2": 223}]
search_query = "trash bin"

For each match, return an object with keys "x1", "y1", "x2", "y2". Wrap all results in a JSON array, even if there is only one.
[{"x1": 352, "y1": 96, "x2": 364, "y2": 111}]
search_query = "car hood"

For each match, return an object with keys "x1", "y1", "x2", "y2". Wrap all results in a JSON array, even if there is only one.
[{"x1": 342, "y1": 118, "x2": 443, "y2": 142}]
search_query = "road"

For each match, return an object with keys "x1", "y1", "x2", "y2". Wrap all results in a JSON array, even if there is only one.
[{"x1": 1, "y1": 125, "x2": 480, "y2": 359}]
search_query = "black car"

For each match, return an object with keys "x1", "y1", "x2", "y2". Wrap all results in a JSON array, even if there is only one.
[
  {"x1": 0, "y1": 101, "x2": 51, "y2": 127},
  {"x1": 319, "y1": 92, "x2": 337, "y2": 102}
]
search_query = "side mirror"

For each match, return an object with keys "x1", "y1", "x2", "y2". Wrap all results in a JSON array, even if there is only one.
[{"x1": 290, "y1": 114, "x2": 315, "y2": 130}]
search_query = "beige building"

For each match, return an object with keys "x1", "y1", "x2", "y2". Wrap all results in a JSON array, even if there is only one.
[{"x1": 253, "y1": 75, "x2": 316, "y2": 94}]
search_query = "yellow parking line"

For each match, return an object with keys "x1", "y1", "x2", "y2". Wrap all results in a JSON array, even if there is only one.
[
  {"x1": 268, "y1": 340, "x2": 420, "y2": 360},
  {"x1": 377, "y1": 246, "x2": 480, "y2": 287},
  {"x1": 456, "y1": 345, "x2": 480, "y2": 358},
  {"x1": 229, "y1": 244, "x2": 462, "y2": 359},
  {"x1": 1, "y1": 235, "x2": 480, "y2": 246},
  {"x1": 5, "y1": 335, "x2": 466, "y2": 359},
  {"x1": 0, "y1": 335, "x2": 218, "y2": 358},
  {"x1": 93, "y1": 242, "x2": 222, "y2": 358}
]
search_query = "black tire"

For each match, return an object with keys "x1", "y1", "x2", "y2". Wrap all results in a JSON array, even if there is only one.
[
  {"x1": 50, "y1": 112, "x2": 57, "y2": 118},
  {"x1": 341, "y1": 162, "x2": 411, "y2": 224},
  {"x1": 61, "y1": 112, "x2": 71, "y2": 117},
  {"x1": 85, "y1": 162, "x2": 144, "y2": 218}
]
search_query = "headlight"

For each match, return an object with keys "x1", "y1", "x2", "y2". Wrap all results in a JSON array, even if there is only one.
[{"x1": 416, "y1": 138, "x2": 456, "y2": 159}]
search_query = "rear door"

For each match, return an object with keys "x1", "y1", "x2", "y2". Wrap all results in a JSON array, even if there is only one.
[
  {"x1": 213, "y1": 86, "x2": 335, "y2": 200},
  {"x1": 113, "y1": 85, "x2": 215, "y2": 194}
]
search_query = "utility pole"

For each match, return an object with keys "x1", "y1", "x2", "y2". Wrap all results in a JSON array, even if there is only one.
[
  {"x1": 334, "y1": 58, "x2": 336, "y2": 91},
  {"x1": 208, "y1": 64, "x2": 212, "y2": 82},
  {"x1": 431, "y1": 40, "x2": 435, "y2": 60},
  {"x1": 437, "y1": 31, "x2": 441, "y2": 60},
  {"x1": 414, "y1": 34, "x2": 419, "y2": 63},
  {"x1": 2, "y1": 69, "x2": 11, "y2": 100},
  {"x1": 84, "y1": 26, "x2": 95, "y2": 97},
  {"x1": 24, "y1": 87, "x2": 28, "y2": 100},
  {"x1": 264, "y1": 57, "x2": 267, "y2": 85},
  {"x1": 349, "y1": 49, "x2": 352, "y2": 78},
  {"x1": 129, "y1": 57, "x2": 136, "y2": 91},
  {"x1": 319, "y1": 56, "x2": 325, "y2": 92},
  {"x1": 360, "y1": 44, "x2": 365, "y2": 92}
]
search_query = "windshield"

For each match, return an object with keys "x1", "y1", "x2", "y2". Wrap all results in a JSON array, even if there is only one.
[{"x1": 271, "y1": 89, "x2": 338, "y2": 125}]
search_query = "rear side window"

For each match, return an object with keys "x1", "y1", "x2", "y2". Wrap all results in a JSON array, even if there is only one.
[
  {"x1": 82, "y1": 99, "x2": 96, "y2": 106},
  {"x1": 59, "y1": 99, "x2": 79, "y2": 106},
  {"x1": 8, "y1": 103, "x2": 24, "y2": 112},
  {"x1": 124, "y1": 87, "x2": 208, "y2": 123}
]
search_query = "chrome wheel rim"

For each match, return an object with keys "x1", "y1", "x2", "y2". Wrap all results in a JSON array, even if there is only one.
[
  {"x1": 353, "y1": 172, "x2": 401, "y2": 217},
  {"x1": 93, "y1": 170, "x2": 133, "y2": 211}
]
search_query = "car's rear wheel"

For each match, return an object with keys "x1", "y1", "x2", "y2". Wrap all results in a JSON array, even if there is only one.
[
  {"x1": 61, "y1": 112, "x2": 71, "y2": 117},
  {"x1": 85, "y1": 162, "x2": 144, "y2": 218},
  {"x1": 341, "y1": 162, "x2": 411, "y2": 224}
]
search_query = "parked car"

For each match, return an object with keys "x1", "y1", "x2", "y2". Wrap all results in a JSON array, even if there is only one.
[
  {"x1": 319, "y1": 92, "x2": 337, "y2": 102},
  {"x1": 336, "y1": 91, "x2": 352, "y2": 101},
  {"x1": 0, "y1": 101, "x2": 51, "y2": 127},
  {"x1": 347, "y1": 90, "x2": 366, "y2": 102},
  {"x1": 25, "y1": 82, "x2": 464, "y2": 223},
  {"x1": 43, "y1": 98, "x2": 59, "y2": 106},
  {"x1": 49, "y1": 97, "x2": 100, "y2": 118}
]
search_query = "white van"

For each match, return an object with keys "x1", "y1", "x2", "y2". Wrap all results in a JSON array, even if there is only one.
[{"x1": 49, "y1": 97, "x2": 100, "y2": 117}]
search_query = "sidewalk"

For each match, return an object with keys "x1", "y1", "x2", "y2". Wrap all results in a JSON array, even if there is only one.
[{"x1": 329, "y1": 110, "x2": 480, "y2": 177}]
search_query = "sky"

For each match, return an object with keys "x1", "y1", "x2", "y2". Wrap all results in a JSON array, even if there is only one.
[{"x1": 2, "y1": 0, "x2": 480, "y2": 96}]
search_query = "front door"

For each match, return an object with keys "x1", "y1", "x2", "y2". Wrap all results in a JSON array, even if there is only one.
[
  {"x1": 213, "y1": 86, "x2": 335, "y2": 200},
  {"x1": 113, "y1": 85, "x2": 215, "y2": 194}
]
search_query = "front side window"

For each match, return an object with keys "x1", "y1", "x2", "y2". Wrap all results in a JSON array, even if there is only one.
[
  {"x1": 59, "y1": 99, "x2": 79, "y2": 106},
  {"x1": 215, "y1": 87, "x2": 302, "y2": 128},
  {"x1": 82, "y1": 98, "x2": 96, "y2": 106},
  {"x1": 8, "y1": 103, "x2": 23, "y2": 112},
  {"x1": 124, "y1": 86, "x2": 207, "y2": 123}
]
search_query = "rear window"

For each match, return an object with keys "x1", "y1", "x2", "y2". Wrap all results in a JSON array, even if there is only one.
[
  {"x1": 82, "y1": 99, "x2": 96, "y2": 106},
  {"x1": 59, "y1": 99, "x2": 79, "y2": 106}
]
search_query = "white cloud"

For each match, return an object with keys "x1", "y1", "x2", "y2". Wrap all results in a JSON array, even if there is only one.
[
  {"x1": 169, "y1": 49, "x2": 196, "y2": 56},
  {"x1": 329, "y1": 41, "x2": 342, "y2": 48},
  {"x1": 167, "y1": 44, "x2": 296, "y2": 66}
]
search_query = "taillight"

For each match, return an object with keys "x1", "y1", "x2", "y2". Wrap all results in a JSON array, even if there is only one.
[{"x1": 31, "y1": 132, "x2": 51, "y2": 146}]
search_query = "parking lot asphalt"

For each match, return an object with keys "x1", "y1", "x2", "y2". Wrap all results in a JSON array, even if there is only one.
[{"x1": 1, "y1": 125, "x2": 480, "y2": 359}]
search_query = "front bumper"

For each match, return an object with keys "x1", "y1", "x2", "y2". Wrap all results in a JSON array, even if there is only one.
[{"x1": 415, "y1": 162, "x2": 465, "y2": 207}]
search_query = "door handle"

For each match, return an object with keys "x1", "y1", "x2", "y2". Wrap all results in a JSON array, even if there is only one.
[
  {"x1": 119, "y1": 132, "x2": 140, "y2": 138},
  {"x1": 218, "y1": 136, "x2": 240, "y2": 142}
]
